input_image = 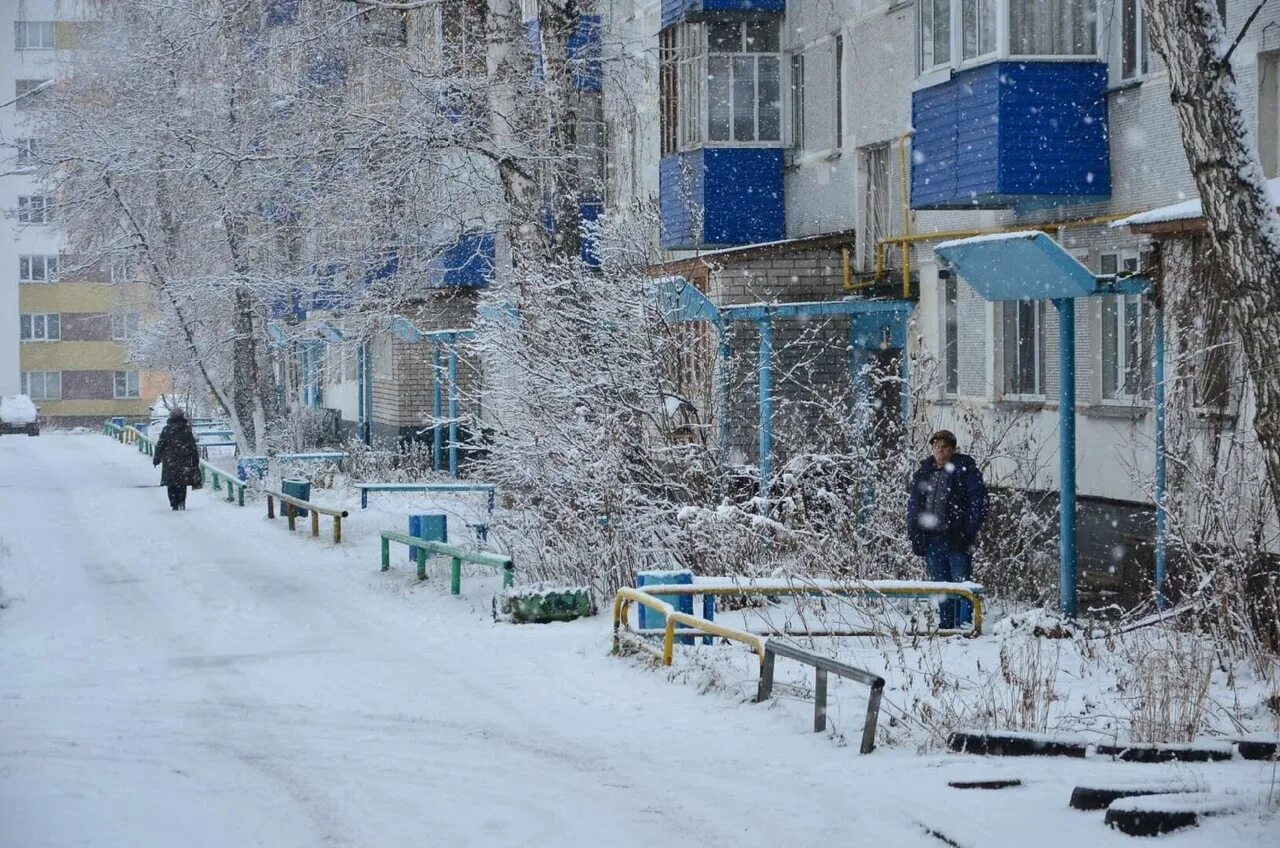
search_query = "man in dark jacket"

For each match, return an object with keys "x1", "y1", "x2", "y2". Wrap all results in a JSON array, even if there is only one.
[
  {"x1": 153, "y1": 407, "x2": 201, "y2": 510},
  {"x1": 906, "y1": 429, "x2": 989, "y2": 629}
]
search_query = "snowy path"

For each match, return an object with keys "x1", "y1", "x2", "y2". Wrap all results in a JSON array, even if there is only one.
[{"x1": 1, "y1": 435, "x2": 1276, "y2": 847}]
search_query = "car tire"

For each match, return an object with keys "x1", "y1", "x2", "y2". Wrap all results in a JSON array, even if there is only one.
[{"x1": 26, "y1": 424, "x2": 38, "y2": 436}]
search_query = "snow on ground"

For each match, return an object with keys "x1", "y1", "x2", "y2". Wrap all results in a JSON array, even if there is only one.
[{"x1": 1, "y1": 433, "x2": 1277, "y2": 847}]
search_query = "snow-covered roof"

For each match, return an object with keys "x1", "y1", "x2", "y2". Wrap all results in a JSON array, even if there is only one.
[{"x1": 1113, "y1": 177, "x2": 1280, "y2": 228}]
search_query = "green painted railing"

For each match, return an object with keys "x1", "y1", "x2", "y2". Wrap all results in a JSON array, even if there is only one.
[
  {"x1": 134, "y1": 431, "x2": 155, "y2": 456},
  {"x1": 103, "y1": 421, "x2": 123, "y2": 439},
  {"x1": 199, "y1": 459, "x2": 247, "y2": 506},
  {"x1": 379, "y1": 530, "x2": 513, "y2": 594}
]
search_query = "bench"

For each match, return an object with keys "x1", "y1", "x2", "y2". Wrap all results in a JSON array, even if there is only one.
[
  {"x1": 199, "y1": 459, "x2": 247, "y2": 506},
  {"x1": 356, "y1": 482, "x2": 496, "y2": 513},
  {"x1": 262, "y1": 487, "x2": 349, "y2": 543},
  {"x1": 379, "y1": 530, "x2": 513, "y2": 593}
]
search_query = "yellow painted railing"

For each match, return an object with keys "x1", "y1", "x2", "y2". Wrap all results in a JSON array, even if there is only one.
[{"x1": 612, "y1": 587, "x2": 766, "y2": 667}]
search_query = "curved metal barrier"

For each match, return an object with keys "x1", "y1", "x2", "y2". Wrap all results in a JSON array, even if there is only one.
[
  {"x1": 612, "y1": 587, "x2": 766, "y2": 667},
  {"x1": 379, "y1": 530, "x2": 513, "y2": 594},
  {"x1": 262, "y1": 487, "x2": 348, "y2": 543},
  {"x1": 756, "y1": 639, "x2": 884, "y2": 753},
  {"x1": 199, "y1": 459, "x2": 247, "y2": 506}
]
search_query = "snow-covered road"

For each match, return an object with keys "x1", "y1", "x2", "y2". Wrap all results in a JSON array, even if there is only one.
[{"x1": 1, "y1": 434, "x2": 1275, "y2": 847}]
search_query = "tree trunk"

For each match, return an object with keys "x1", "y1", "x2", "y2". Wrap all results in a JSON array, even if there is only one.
[
  {"x1": 537, "y1": 0, "x2": 583, "y2": 260},
  {"x1": 1143, "y1": 0, "x2": 1280, "y2": 526}
]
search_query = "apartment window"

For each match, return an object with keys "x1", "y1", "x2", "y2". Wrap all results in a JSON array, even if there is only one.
[
  {"x1": 1001, "y1": 300, "x2": 1046, "y2": 397},
  {"x1": 21, "y1": 371, "x2": 61, "y2": 400},
  {"x1": 373, "y1": 333, "x2": 394, "y2": 378},
  {"x1": 19, "y1": 255, "x2": 59, "y2": 282},
  {"x1": 789, "y1": 52, "x2": 805, "y2": 150},
  {"x1": 17, "y1": 196, "x2": 55, "y2": 224},
  {"x1": 19, "y1": 313, "x2": 60, "y2": 342},
  {"x1": 962, "y1": 0, "x2": 997, "y2": 61},
  {"x1": 111, "y1": 312, "x2": 140, "y2": 341},
  {"x1": 14, "y1": 79, "x2": 51, "y2": 110},
  {"x1": 944, "y1": 276, "x2": 960, "y2": 395},
  {"x1": 1260, "y1": 52, "x2": 1280, "y2": 178},
  {"x1": 1102, "y1": 295, "x2": 1151, "y2": 400},
  {"x1": 14, "y1": 21, "x2": 55, "y2": 50},
  {"x1": 920, "y1": 0, "x2": 952, "y2": 71},
  {"x1": 659, "y1": 24, "x2": 705, "y2": 155},
  {"x1": 110, "y1": 254, "x2": 137, "y2": 284},
  {"x1": 1122, "y1": 0, "x2": 1149, "y2": 80},
  {"x1": 1009, "y1": 0, "x2": 1095, "y2": 56},
  {"x1": 833, "y1": 34, "x2": 844, "y2": 149},
  {"x1": 15, "y1": 138, "x2": 39, "y2": 166},
  {"x1": 114, "y1": 371, "x2": 140, "y2": 399},
  {"x1": 859, "y1": 143, "x2": 891, "y2": 271},
  {"x1": 707, "y1": 20, "x2": 782, "y2": 144}
]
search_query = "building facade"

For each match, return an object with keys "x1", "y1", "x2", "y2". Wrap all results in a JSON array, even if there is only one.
[{"x1": 2, "y1": 0, "x2": 165, "y2": 426}]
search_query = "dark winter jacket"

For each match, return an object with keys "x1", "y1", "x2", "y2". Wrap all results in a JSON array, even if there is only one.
[
  {"x1": 153, "y1": 416, "x2": 201, "y2": 487},
  {"x1": 906, "y1": 452, "x2": 989, "y2": 555}
]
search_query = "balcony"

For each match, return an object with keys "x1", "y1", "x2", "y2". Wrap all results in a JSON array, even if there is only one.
[{"x1": 660, "y1": 148, "x2": 785, "y2": 250}]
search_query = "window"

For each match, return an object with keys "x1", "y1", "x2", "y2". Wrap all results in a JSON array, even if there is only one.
[
  {"x1": 1122, "y1": 0, "x2": 1149, "y2": 80},
  {"x1": 373, "y1": 333, "x2": 394, "y2": 378},
  {"x1": 833, "y1": 34, "x2": 844, "y2": 149},
  {"x1": 962, "y1": 0, "x2": 997, "y2": 61},
  {"x1": 110, "y1": 254, "x2": 137, "y2": 284},
  {"x1": 21, "y1": 371, "x2": 61, "y2": 400},
  {"x1": 1009, "y1": 0, "x2": 1095, "y2": 56},
  {"x1": 19, "y1": 313, "x2": 60, "y2": 342},
  {"x1": 707, "y1": 20, "x2": 781, "y2": 144},
  {"x1": 944, "y1": 276, "x2": 960, "y2": 395},
  {"x1": 111, "y1": 312, "x2": 140, "y2": 341},
  {"x1": 19, "y1": 255, "x2": 59, "y2": 282},
  {"x1": 920, "y1": 0, "x2": 952, "y2": 71},
  {"x1": 859, "y1": 143, "x2": 892, "y2": 271},
  {"x1": 17, "y1": 196, "x2": 55, "y2": 224},
  {"x1": 660, "y1": 24, "x2": 705, "y2": 155},
  {"x1": 15, "y1": 138, "x2": 38, "y2": 166},
  {"x1": 1102, "y1": 294, "x2": 1151, "y2": 399},
  {"x1": 113, "y1": 371, "x2": 140, "y2": 399},
  {"x1": 1001, "y1": 300, "x2": 1046, "y2": 397},
  {"x1": 789, "y1": 52, "x2": 805, "y2": 150},
  {"x1": 14, "y1": 21, "x2": 55, "y2": 50},
  {"x1": 1259, "y1": 52, "x2": 1280, "y2": 178},
  {"x1": 14, "y1": 79, "x2": 51, "y2": 110}
]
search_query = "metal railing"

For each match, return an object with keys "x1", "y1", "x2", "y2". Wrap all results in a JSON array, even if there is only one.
[
  {"x1": 612, "y1": 587, "x2": 766, "y2": 667},
  {"x1": 103, "y1": 421, "x2": 123, "y2": 439},
  {"x1": 634, "y1": 578, "x2": 985, "y2": 636},
  {"x1": 263, "y1": 487, "x2": 348, "y2": 543},
  {"x1": 755, "y1": 639, "x2": 885, "y2": 754},
  {"x1": 379, "y1": 530, "x2": 513, "y2": 594},
  {"x1": 199, "y1": 460, "x2": 247, "y2": 506}
]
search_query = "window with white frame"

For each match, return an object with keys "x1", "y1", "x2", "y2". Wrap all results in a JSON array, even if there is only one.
[
  {"x1": 14, "y1": 79, "x2": 51, "y2": 109},
  {"x1": 114, "y1": 370, "x2": 140, "y2": 399},
  {"x1": 1260, "y1": 51, "x2": 1280, "y2": 178},
  {"x1": 14, "y1": 21, "x2": 55, "y2": 50},
  {"x1": 859, "y1": 143, "x2": 891, "y2": 271},
  {"x1": 21, "y1": 371, "x2": 61, "y2": 400},
  {"x1": 15, "y1": 138, "x2": 39, "y2": 166},
  {"x1": 110, "y1": 254, "x2": 137, "y2": 283},
  {"x1": 920, "y1": 0, "x2": 952, "y2": 71},
  {"x1": 19, "y1": 255, "x2": 59, "y2": 282},
  {"x1": 943, "y1": 276, "x2": 960, "y2": 395},
  {"x1": 1121, "y1": 0, "x2": 1148, "y2": 80},
  {"x1": 789, "y1": 52, "x2": 805, "y2": 150},
  {"x1": 17, "y1": 195, "x2": 55, "y2": 224},
  {"x1": 1101, "y1": 293, "x2": 1150, "y2": 400},
  {"x1": 659, "y1": 24, "x2": 704, "y2": 155},
  {"x1": 1009, "y1": 0, "x2": 1095, "y2": 56},
  {"x1": 1001, "y1": 299, "x2": 1046, "y2": 397},
  {"x1": 19, "y1": 313, "x2": 60, "y2": 342},
  {"x1": 962, "y1": 0, "x2": 998, "y2": 61},
  {"x1": 112, "y1": 312, "x2": 140, "y2": 341},
  {"x1": 373, "y1": 332, "x2": 394, "y2": 378},
  {"x1": 707, "y1": 20, "x2": 781, "y2": 144}
]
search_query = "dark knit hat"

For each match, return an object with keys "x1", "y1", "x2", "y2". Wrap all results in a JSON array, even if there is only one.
[{"x1": 929, "y1": 429, "x2": 958, "y2": 448}]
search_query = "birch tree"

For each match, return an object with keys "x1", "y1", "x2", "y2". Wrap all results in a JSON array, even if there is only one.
[{"x1": 1141, "y1": 1, "x2": 1280, "y2": 525}]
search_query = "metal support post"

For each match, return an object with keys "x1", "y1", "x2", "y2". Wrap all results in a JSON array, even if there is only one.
[
  {"x1": 381, "y1": 536, "x2": 390, "y2": 571},
  {"x1": 448, "y1": 342, "x2": 459, "y2": 479},
  {"x1": 1153, "y1": 302, "x2": 1167, "y2": 608},
  {"x1": 1055, "y1": 298, "x2": 1078, "y2": 619},
  {"x1": 814, "y1": 669, "x2": 829, "y2": 733},
  {"x1": 718, "y1": 328, "x2": 731, "y2": 470},
  {"x1": 755, "y1": 649, "x2": 776, "y2": 702},
  {"x1": 757, "y1": 316, "x2": 774, "y2": 491},
  {"x1": 433, "y1": 344, "x2": 443, "y2": 472}
]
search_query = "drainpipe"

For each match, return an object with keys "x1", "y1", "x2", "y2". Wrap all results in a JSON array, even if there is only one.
[
  {"x1": 1153, "y1": 296, "x2": 1167, "y2": 609},
  {"x1": 1055, "y1": 298, "x2": 1078, "y2": 619},
  {"x1": 757, "y1": 315, "x2": 774, "y2": 491},
  {"x1": 447, "y1": 339, "x2": 459, "y2": 479},
  {"x1": 717, "y1": 326, "x2": 730, "y2": 472},
  {"x1": 433, "y1": 343, "x2": 443, "y2": 472}
]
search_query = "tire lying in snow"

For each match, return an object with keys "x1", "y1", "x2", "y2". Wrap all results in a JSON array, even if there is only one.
[
  {"x1": 948, "y1": 730, "x2": 1087, "y2": 758},
  {"x1": 1095, "y1": 742, "x2": 1233, "y2": 763},
  {"x1": 1236, "y1": 740, "x2": 1278, "y2": 761},
  {"x1": 1104, "y1": 792, "x2": 1242, "y2": 836},
  {"x1": 1069, "y1": 780, "x2": 1200, "y2": 811}
]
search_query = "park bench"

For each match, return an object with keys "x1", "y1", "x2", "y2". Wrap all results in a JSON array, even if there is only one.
[{"x1": 379, "y1": 530, "x2": 512, "y2": 594}]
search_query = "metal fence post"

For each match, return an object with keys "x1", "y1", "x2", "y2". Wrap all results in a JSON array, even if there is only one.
[
  {"x1": 417, "y1": 547, "x2": 427, "y2": 581},
  {"x1": 381, "y1": 536, "x2": 390, "y2": 571},
  {"x1": 756, "y1": 648, "x2": 776, "y2": 702},
  {"x1": 814, "y1": 669, "x2": 828, "y2": 733},
  {"x1": 450, "y1": 556, "x2": 462, "y2": 595},
  {"x1": 861, "y1": 682, "x2": 884, "y2": 754}
]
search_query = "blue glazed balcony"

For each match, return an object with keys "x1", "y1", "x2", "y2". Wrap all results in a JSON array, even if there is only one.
[
  {"x1": 911, "y1": 61, "x2": 1110, "y2": 210},
  {"x1": 661, "y1": 0, "x2": 785, "y2": 30},
  {"x1": 427, "y1": 232, "x2": 494, "y2": 288},
  {"x1": 522, "y1": 14, "x2": 602, "y2": 91},
  {"x1": 660, "y1": 148, "x2": 784, "y2": 250}
]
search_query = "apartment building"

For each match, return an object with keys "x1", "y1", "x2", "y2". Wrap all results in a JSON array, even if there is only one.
[{"x1": 2, "y1": 1, "x2": 165, "y2": 426}]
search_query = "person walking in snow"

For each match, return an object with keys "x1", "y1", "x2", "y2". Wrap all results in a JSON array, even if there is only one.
[
  {"x1": 153, "y1": 407, "x2": 201, "y2": 511},
  {"x1": 906, "y1": 429, "x2": 989, "y2": 630}
]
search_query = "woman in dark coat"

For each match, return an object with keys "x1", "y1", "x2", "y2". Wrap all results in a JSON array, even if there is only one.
[{"x1": 153, "y1": 407, "x2": 201, "y2": 510}]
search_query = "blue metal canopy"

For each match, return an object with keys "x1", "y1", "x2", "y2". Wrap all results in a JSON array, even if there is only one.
[{"x1": 934, "y1": 230, "x2": 1097, "y2": 301}]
